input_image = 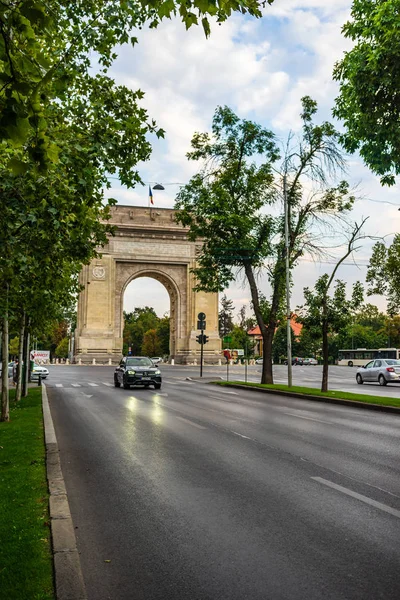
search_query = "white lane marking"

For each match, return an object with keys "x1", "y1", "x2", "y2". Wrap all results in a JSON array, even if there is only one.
[
  {"x1": 283, "y1": 412, "x2": 332, "y2": 425},
  {"x1": 220, "y1": 390, "x2": 238, "y2": 395},
  {"x1": 102, "y1": 382, "x2": 113, "y2": 387},
  {"x1": 71, "y1": 384, "x2": 81, "y2": 388},
  {"x1": 156, "y1": 393, "x2": 168, "y2": 397},
  {"x1": 55, "y1": 383, "x2": 63, "y2": 388},
  {"x1": 312, "y1": 477, "x2": 400, "y2": 519},
  {"x1": 231, "y1": 431, "x2": 252, "y2": 440},
  {"x1": 82, "y1": 394, "x2": 93, "y2": 398},
  {"x1": 176, "y1": 416, "x2": 206, "y2": 430},
  {"x1": 87, "y1": 383, "x2": 98, "y2": 387}
]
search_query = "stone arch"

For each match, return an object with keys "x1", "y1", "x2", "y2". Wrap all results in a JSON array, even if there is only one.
[
  {"x1": 74, "y1": 205, "x2": 221, "y2": 364},
  {"x1": 117, "y1": 267, "x2": 182, "y2": 357}
]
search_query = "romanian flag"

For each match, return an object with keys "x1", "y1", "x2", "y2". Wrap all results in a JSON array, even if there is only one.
[{"x1": 148, "y1": 185, "x2": 154, "y2": 205}]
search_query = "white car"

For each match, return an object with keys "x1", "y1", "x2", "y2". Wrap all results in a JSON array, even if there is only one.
[
  {"x1": 31, "y1": 365, "x2": 49, "y2": 380},
  {"x1": 255, "y1": 358, "x2": 263, "y2": 365},
  {"x1": 151, "y1": 357, "x2": 164, "y2": 365},
  {"x1": 303, "y1": 357, "x2": 318, "y2": 365}
]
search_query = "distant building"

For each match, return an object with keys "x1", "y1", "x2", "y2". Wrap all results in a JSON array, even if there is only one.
[{"x1": 247, "y1": 316, "x2": 303, "y2": 356}]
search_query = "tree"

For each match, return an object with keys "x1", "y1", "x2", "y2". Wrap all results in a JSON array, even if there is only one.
[
  {"x1": 297, "y1": 222, "x2": 366, "y2": 391},
  {"x1": 8, "y1": 336, "x2": 19, "y2": 357},
  {"x1": 55, "y1": 337, "x2": 69, "y2": 359},
  {"x1": 156, "y1": 315, "x2": 170, "y2": 357},
  {"x1": 176, "y1": 99, "x2": 354, "y2": 384},
  {"x1": 142, "y1": 329, "x2": 162, "y2": 357},
  {"x1": 219, "y1": 294, "x2": 234, "y2": 338},
  {"x1": 123, "y1": 307, "x2": 160, "y2": 355},
  {"x1": 366, "y1": 234, "x2": 400, "y2": 316},
  {"x1": 333, "y1": 0, "x2": 400, "y2": 185},
  {"x1": 272, "y1": 326, "x2": 296, "y2": 364}
]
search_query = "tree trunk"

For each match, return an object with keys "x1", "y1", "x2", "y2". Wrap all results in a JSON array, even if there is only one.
[
  {"x1": 244, "y1": 264, "x2": 274, "y2": 384},
  {"x1": 321, "y1": 317, "x2": 329, "y2": 392},
  {"x1": 22, "y1": 318, "x2": 30, "y2": 398},
  {"x1": 16, "y1": 312, "x2": 25, "y2": 402},
  {"x1": 1, "y1": 314, "x2": 9, "y2": 422}
]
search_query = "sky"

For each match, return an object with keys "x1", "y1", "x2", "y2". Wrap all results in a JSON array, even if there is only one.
[{"x1": 117, "y1": 0, "x2": 400, "y2": 320}]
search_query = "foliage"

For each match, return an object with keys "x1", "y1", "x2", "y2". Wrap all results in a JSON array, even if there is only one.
[
  {"x1": 333, "y1": 0, "x2": 400, "y2": 185},
  {"x1": 55, "y1": 337, "x2": 69, "y2": 358},
  {"x1": 272, "y1": 325, "x2": 296, "y2": 363},
  {"x1": 8, "y1": 336, "x2": 19, "y2": 356},
  {"x1": 298, "y1": 274, "x2": 364, "y2": 391},
  {"x1": 123, "y1": 307, "x2": 169, "y2": 356},
  {"x1": 366, "y1": 234, "x2": 400, "y2": 316},
  {"x1": 219, "y1": 294, "x2": 234, "y2": 338},
  {"x1": 142, "y1": 329, "x2": 163, "y2": 357},
  {"x1": 156, "y1": 315, "x2": 170, "y2": 357},
  {"x1": 176, "y1": 98, "x2": 354, "y2": 384},
  {"x1": 0, "y1": 0, "x2": 266, "y2": 164}
]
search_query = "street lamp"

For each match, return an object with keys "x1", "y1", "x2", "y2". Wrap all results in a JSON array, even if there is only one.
[{"x1": 152, "y1": 183, "x2": 165, "y2": 190}]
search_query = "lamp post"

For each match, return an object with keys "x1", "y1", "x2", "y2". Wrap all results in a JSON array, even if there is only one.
[{"x1": 283, "y1": 174, "x2": 293, "y2": 388}]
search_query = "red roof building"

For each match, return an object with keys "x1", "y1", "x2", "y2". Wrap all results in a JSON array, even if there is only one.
[{"x1": 247, "y1": 316, "x2": 303, "y2": 356}]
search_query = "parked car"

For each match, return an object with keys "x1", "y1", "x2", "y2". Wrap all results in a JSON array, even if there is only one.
[
  {"x1": 31, "y1": 365, "x2": 49, "y2": 380},
  {"x1": 284, "y1": 357, "x2": 304, "y2": 366},
  {"x1": 255, "y1": 358, "x2": 263, "y2": 365},
  {"x1": 0, "y1": 362, "x2": 14, "y2": 378},
  {"x1": 114, "y1": 356, "x2": 162, "y2": 390},
  {"x1": 303, "y1": 358, "x2": 318, "y2": 365},
  {"x1": 151, "y1": 357, "x2": 164, "y2": 365},
  {"x1": 356, "y1": 359, "x2": 400, "y2": 386}
]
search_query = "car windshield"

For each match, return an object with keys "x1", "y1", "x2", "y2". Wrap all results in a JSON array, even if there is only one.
[
  {"x1": 385, "y1": 359, "x2": 400, "y2": 366},
  {"x1": 126, "y1": 357, "x2": 153, "y2": 367}
]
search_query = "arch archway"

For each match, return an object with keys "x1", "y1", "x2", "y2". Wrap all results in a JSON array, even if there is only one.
[
  {"x1": 74, "y1": 205, "x2": 221, "y2": 363},
  {"x1": 119, "y1": 269, "x2": 180, "y2": 358}
]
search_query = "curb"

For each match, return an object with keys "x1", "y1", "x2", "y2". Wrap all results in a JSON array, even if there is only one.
[
  {"x1": 42, "y1": 384, "x2": 87, "y2": 600},
  {"x1": 211, "y1": 382, "x2": 400, "y2": 415}
]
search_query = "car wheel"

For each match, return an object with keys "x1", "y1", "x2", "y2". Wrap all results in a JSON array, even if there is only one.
[
  {"x1": 123, "y1": 381, "x2": 130, "y2": 390},
  {"x1": 154, "y1": 383, "x2": 161, "y2": 390},
  {"x1": 114, "y1": 377, "x2": 120, "y2": 388},
  {"x1": 356, "y1": 374, "x2": 363, "y2": 385},
  {"x1": 348, "y1": 361, "x2": 353, "y2": 367},
  {"x1": 378, "y1": 375, "x2": 387, "y2": 386}
]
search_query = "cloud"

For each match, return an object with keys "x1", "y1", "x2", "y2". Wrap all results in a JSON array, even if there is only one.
[{"x1": 107, "y1": 2, "x2": 398, "y2": 317}]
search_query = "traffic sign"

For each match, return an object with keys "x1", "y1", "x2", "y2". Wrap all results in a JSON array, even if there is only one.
[
  {"x1": 197, "y1": 312, "x2": 206, "y2": 320},
  {"x1": 223, "y1": 336, "x2": 232, "y2": 343}
]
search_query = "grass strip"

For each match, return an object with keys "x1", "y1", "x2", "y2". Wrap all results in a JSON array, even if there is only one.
[
  {"x1": 0, "y1": 388, "x2": 54, "y2": 600},
  {"x1": 214, "y1": 381, "x2": 400, "y2": 408}
]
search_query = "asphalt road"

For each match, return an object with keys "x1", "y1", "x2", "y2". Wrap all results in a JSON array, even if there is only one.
[{"x1": 48, "y1": 365, "x2": 400, "y2": 600}]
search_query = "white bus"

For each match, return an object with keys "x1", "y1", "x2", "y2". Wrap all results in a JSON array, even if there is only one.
[{"x1": 338, "y1": 348, "x2": 400, "y2": 367}]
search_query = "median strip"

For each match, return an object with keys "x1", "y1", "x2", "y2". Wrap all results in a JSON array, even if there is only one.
[{"x1": 212, "y1": 381, "x2": 400, "y2": 413}]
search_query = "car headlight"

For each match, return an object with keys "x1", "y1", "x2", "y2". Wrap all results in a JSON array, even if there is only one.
[
  {"x1": 155, "y1": 370, "x2": 161, "y2": 375},
  {"x1": 128, "y1": 370, "x2": 136, "y2": 375}
]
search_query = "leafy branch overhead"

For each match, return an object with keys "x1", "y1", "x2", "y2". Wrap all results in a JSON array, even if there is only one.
[
  {"x1": 0, "y1": 0, "x2": 271, "y2": 165},
  {"x1": 333, "y1": 0, "x2": 400, "y2": 185}
]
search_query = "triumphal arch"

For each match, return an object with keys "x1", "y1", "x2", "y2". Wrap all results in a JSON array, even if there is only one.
[{"x1": 74, "y1": 205, "x2": 221, "y2": 364}]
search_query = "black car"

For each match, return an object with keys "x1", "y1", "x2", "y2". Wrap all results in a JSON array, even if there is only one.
[{"x1": 114, "y1": 356, "x2": 162, "y2": 390}]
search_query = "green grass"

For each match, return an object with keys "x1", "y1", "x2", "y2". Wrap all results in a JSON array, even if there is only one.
[
  {"x1": 0, "y1": 388, "x2": 55, "y2": 600},
  {"x1": 214, "y1": 381, "x2": 400, "y2": 408}
]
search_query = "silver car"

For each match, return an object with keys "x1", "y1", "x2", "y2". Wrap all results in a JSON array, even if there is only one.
[{"x1": 356, "y1": 359, "x2": 400, "y2": 386}]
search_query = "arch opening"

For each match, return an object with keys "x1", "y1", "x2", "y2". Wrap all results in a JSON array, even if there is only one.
[{"x1": 121, "y1": 275, "x2": 177, "y2": 359}]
